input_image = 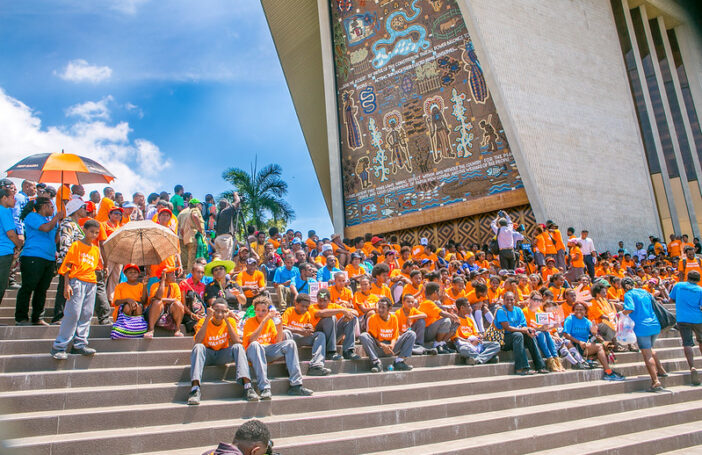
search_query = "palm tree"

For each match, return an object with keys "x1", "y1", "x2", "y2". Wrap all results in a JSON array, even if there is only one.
[{"x1": 221, "y1": 159, "x2": 295, "y2": 230}]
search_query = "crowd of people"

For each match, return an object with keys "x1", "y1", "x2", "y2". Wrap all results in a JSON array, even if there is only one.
[{"x1": 0, "y1": 179, "x2": 701, "y2": 402}]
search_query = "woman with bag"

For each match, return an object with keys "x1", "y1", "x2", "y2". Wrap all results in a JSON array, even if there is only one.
[{"x1": 621, "y1": 277, "x2": 667, "y2": 391}]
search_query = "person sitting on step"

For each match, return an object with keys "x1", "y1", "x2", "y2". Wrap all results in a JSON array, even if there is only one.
[
  {"x1": 418, "y1": 282, "x2": 458, "y2": 354},
  {"x1": 452, "y1": 297, "x2": 501, "y2": 365},
  {"x1": 243, "y1": 296, "x2": 313, "y2": 399},
  {"x1": 144, "y1": 267, "x2": 185, "y2": 338},
  {"x1": 188, "y1": 298, "x2": 259, "y2": 405},
  {"x1": 282, "y1": 293, "x2": 332, "y2": 376},
  {"x1": 360, "y1": 297, "x2": 415, "y2": 373},
  {"x1": 308, "y1": 288, "x2": 361, "y2": 361},
  {"x1": 495, "y1": 291, "x2": 548, "y2": 375},
  {"x1": 395, "y1": 293, "x2": 436, "y2": 355}
]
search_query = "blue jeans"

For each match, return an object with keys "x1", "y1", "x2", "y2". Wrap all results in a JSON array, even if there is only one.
[
  {"x1": 502, "y1": 331, "x2": 546, "y2": 371},
  {"x1": 536, "y1": 331, "x2": 558, "y2": 358}
]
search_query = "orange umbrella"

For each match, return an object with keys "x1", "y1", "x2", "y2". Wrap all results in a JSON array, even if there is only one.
[{"x1": 6, "y1": 150, "x2": 115, "y2": 185}]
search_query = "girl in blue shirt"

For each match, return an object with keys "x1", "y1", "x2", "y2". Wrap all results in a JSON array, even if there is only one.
[{"x1": 16, "y1": 197, "x2": 63, "y2": 325}]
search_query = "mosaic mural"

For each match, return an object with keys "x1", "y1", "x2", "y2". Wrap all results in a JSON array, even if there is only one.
[{"x1": 330, "y1": 0, "x2": 523, "y2": 227}]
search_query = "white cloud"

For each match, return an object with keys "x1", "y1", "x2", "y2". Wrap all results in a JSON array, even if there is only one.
[
  {"x1": 56, "y1": 59, "x2": 112, "y2": 83},
  {"x1": 109, "y1": 0, "x2": 149, "y2": 14},
  {"x1": 125, "y1": 102, "x2": 144, "y2": 119},
  {"x1": 0, "y1": 87, "x2": 169, "y2": 197},
  {"x1": 65, "y1": 95, "x2": 113, "y2": 121}
]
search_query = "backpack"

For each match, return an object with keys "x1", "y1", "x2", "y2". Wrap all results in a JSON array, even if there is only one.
[
  {"x1": 680, "y1": 257, "x2": 702, "y2": 279},
  {"x1": 489, "y1": 227, "x2": 501, "y2": 255}
]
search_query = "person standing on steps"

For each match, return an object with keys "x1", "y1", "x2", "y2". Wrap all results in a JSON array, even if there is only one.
[
  {"x1": 669, "y1": 270, "x2": 702, "y2": 386},
  {"x1": 53, "y1": 199, "x2": 87, "y2": 324},
  {"x1": 51, "y1": 220, "x2": 102, "y2": 360},
  {"x1": 0, "y1": 188, "x2": 23, "y2": 307},
  {"x1": 188, "y1": 298, "x2": 259, "y2": 405},
  {"x1": 621, "y1": 277, "x2": 666, "y2": 392}
]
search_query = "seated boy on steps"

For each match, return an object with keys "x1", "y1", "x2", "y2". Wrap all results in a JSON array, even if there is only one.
[
  {"x1": 282, "y1": 293, "x2": 332, "y2": 376},
  {"x1": 418, "y1": 282, "x2": 459, "y2": 354},
  {"x1": 453, "y1": 297, "x2": 500, "y2": 365},
  {"x1": 360, "y1": 297, "x2": 415, "y2": 372}
]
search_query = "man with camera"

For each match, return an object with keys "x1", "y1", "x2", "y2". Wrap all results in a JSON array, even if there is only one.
[{"x1": 490, "y1": 210, "x2": 523, "y2": 270}]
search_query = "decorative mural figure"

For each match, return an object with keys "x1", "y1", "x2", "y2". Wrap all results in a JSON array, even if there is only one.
[
  {"x1": 333, "y1": 22, "x2": 351, "y2": 81},
  {"x1": 355, "y1": 156, "x2": 372, "y2": 189},
  {"x1": 368, "y1": 118, "x2": 390, "y2": 181},
  {"x1": 428, "y1": 0, "x2": 443, "y2": 12},
  {"x1": 479, "y1": 115, "x2": 502, "y2": 154},
  {"x1": 383, "y1": 110, "x2": 412, "y2": 174},
  {"x1": 423, "y1": 95, "x2": 454, "y2": 162},
  {"x1": 337, "y1": 0, "x2": 353, "y2": 14},
  {"x1": 344, "y1": 13, "x2": 379, "y2": 46},
  {"x1": 371, "y1": 0, "x2": 430, "y2": 69},
  {"x1": 359, "y1": 85, "x2": 377, "y2": 114},
  {"x1": 342, "y1": 90, "x2": 363, "y2": 150},
  {"x1": 461, "y1": 40, "x2": 489, "y2": 104},
  {"x1": 450, "y1": 88, "x2": 473, "y2": 158}
]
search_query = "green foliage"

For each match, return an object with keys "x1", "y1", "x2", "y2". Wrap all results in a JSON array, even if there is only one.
[{"x1": 221, "y1": 159, "x2": 295, "y2": 231}]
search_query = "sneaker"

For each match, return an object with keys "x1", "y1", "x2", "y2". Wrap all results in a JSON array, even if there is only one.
[
  {"x1": 464, "y1": 356, "x2": 477, "y2": 366},
  {"x1": 187, "y1": 388, "x2": 201, "y2": 405},
  {"x1": 614, "y1": 371, "x2": 626, "y2": 380},
  {"x1": 445, "y1": 346, "x2": 456, "y2": 354},
  {"x1": 603, "y1": 372, "x2": 625, "y2": 382},
  {"x1": 486, "y1": 356, "x2": 499, "y2": 364},
  {"x1": 436, "y1": 345, "x2": 448, "y2": 354},
  {"x1": 259, "y1": 388, "x2": 272, "y2": 400},
  {"x1": 370, "y1": 362, "x2": 383, "y2": 373},
  {"x1": 69, "y1": 346, "x2": 96, "y2": 356},
  {"x1": 307, "y1": 365, "x2": 332, "y2": 376},
  {"x1": 691, "y1": 369, "x2": 701, "y2": 386},
  {"x1": 245, "y1": 387, "x2": 260, "y2": 402},
  {"x1": 572, "y1": 362, "x2": 587, "y2": 370},
  {"x1": 423, "y1": 347, "x2": 438, "y2": 355},
  {"x1": 287, "y1": 385, "x2": 313, "y2": 396},
  {"x1": 393, "y1": 361, "x2": 413, "y2": 371},
  {"x1": 15, "y1": 320, "x2": 30, "y2": 326},
  {"x1": 343, "y1": 350, "x2": 361, "y2": 360},
  {"x1": 50, "y1": 348, "x2": 68, "y2": 360},
  {"x1": 325, "y1": 352, "x2": 342, "y2": 361}
]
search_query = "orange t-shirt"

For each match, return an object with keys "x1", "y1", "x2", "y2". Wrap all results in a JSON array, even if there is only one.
[
  {"x1": 402, "y1": 282, "x2": 423, "y2": 298},
  {"x1": 345, "y1": 263, "x2": 365, "y2": 278},
  {"x1": 541, "y1": 266, "x2": 559, "y2": 282},
  {"x1": 243, "y1": 317, "x2": 277, "y2": 349},
  {"x1": 488, "y1": 286, "x2": 503, "y2": 304},
  {"x1": 569, "y1": 246, "x2": 584, "y2": 268},
  {"x1": 236, "y1": 270, "x2": 266, "y2": 298},
  {"x1": 353, "y1": 291, "x2": 379, "y2": 313},
  {"x1": 552, "y1": 229, "x2": 565, "y2": 251},
  {"x1": 668, "y1": 240, "x2": 681, "y2": 258},
  {"x1": 549, "y1": 286, "x2": 565, "y2": 301},
  {"x1": 394, "y1": 307, "x2": 423, "y2": 333},
  {"x1": 370, "y1": 282, "x2": 392, "y2": 300},
  {"x1": 103, "y1": 221, "x2": 121, "y2": 239},
  {"x1": 443, "y1": 288, "x2": 466, "y2": 306},
  {"x1": 466, "y1": 290, "x2": 487, "y2": 305},
  {"x1": 112, "y1": 281, "x2": 144, "y2": 319},
  {"x1": 330, "y1": 285, "x2": 353, "y2": 305},
  {"x1": 148, "y1": 281, "x2": 181, "y2": 304},
  {"x1": 454, "y1": 315, "x2": 478, "y2": 340},
  {"x1": 309, "y1": 303, "x2": 346, "y2": 328},
  {"x1": 589, "y1": 297, "x2": 616, "y2": 330},
  {"x1": 281, "y1": 307, "x2": 311, "y2": 331},
  {"x1": 305, "y1": 238, "x2": 317, "y2": 250},
  {"x1": 96, "y1": 197, "x2": 115, "y2": 222},
  {"x1": 58, "y1": 241, "x2": 102, "y2": 283},
  {"x1": 418, "y1": 299, "x2": 442, "y2": 326},
  {"x1": 541, "y1": 232, "x2": 557, "y2": 255},
  {"x1": 522, "y1": 306, "x2": 541, "y2": 328},
  {"x1": 367, "y1": 313, "x2": 399, "y2": 342},
  {"x1": 194, "y1": 317, "x2": 238, "y2": 350},
  {"x1": 679, "y1": 258, "x2": 702, "y2": 281}
]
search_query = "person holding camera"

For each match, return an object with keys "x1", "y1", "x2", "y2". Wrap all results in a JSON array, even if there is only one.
[
  {"x1": 495, "y1": 291, "x2": 548, "y2": 375},
  {"x1": 490, "y1": 210, "x2": 523, "y2": 271},
  {"x1": 188, "y1": 298, "x2": 258, "y2": 405}
]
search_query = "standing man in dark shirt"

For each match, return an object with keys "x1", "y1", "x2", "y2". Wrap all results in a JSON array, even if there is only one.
[{"x1": 214, "y1": 192, "x2": 239, "y2": 261}]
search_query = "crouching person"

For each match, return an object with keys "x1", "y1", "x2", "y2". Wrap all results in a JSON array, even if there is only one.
[
  {"x1": 453, "y1": 297, "x2": 500, "y2": 365},
  {"x1": 360, "y1": 297, "x2": 415, "y2": 372},
  {"x1": 188, "y1": 298, "x2": 258, "y2": 405},
  {"x1": 282, "y1": 293, "x2": 331, "y2": 376},
  {"x1": 244, "y1": 296, "x2": 313, "y2": 399}
]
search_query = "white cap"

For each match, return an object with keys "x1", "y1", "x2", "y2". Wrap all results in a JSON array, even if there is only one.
[
  {"x1": 321, "y1": 244, "x2": 333, "y2": 252},
  {"x1": 420, "y1": 237, "x2": 428, "y2": 246},
  {"x1": 65, "y1": 199, "x2": 85, "y2": 216}
]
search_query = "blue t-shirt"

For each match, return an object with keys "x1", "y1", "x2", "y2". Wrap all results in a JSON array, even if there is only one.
[
  {"x1": 670, "y1": 282, "x2": 702, "y2": 324},
  {"x1": 623, "y1": 288, "x2": 661, "y2": 337},
  {"x1": 0, "y1": 206, "x2": 16, "y2": 256},
  {"x1": 293, "y1": 276, "x2": 316, "y2": 294},
  {"x1": 21, "y1": 212, "x2": 57, "y2": 261},
  {"x1": 317, "y1": 266, "x2": 341, "y2": 282},
  {"x1": 495, "y1": 306, "x2": 527, "y2": 330},
  {"x1": 563, "y1": 315, "x2": 592, "y2": 342},
  {"x1": 273, "y1": 265, "x2": 300, "y2": 285}
]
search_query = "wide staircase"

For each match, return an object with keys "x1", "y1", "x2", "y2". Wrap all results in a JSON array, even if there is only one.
[{"x1": 1, "y1": 281, "x2": 702, "y2": 455}]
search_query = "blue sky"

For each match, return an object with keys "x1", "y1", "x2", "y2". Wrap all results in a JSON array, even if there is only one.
[{"x1": 0, "y1": 0, "x2": 334, "y2": 233}]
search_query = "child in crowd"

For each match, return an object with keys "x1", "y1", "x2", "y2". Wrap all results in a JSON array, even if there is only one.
[
  {"x1": 360, "y1": 297, "x2": 415, "y2": 372},
  {"x1": 453, "y1": 298, "x2": 500, "y2": 365}
]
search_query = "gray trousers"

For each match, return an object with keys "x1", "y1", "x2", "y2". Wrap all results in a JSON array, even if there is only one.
[
  {"x1": 53, "y1": 279, "x2": 96, "y2": 351},
  {"x1": 190, "y1": 343, "x2": 250, "y2": 383},
  {"x1": 246, "y1": 340, "x2": 303, "y2": 391},
  {"x1": 316, "y1": 316, "x2": 356, "y2": 353},
  {"x1": 425, "y1": 317, "x2": 451, "y2": 345},
  {"x1": 410, "y1": 318, "x2": 427, "y2": 346},
  {"x1": 455, "y1": 339, "x2": 501, "y2": 364},
  {"x1": 556, "y1": 249, "x2": 566, "y2": 270},
  {"x1": 285, "y1": 329, "x2": 325, "y2": 368},
  {"x1": 359, "y1": 331, "x2": 416, "y2": 363}
]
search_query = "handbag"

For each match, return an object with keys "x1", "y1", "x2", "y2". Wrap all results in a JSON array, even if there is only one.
[
  {"x1": 489, "y1": 227, "x2": 501, "y2": 255},
  {"x1": 111, "y1": 307, "x2": 148, "y2": 339},
  {"x1": 651, "y1": 296, "x2": 676, "y2": 331},
  {"x1": 483, "y1": 322, "x2": 504, "y2": 345}
]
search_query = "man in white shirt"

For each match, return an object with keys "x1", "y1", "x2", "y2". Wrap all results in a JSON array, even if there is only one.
[
  {"x1": 490, "y1": 211, "x2": 523, "y2": 270},
  {"x1": 579, "y1": 230, "x2": 597, "y2": 279}
]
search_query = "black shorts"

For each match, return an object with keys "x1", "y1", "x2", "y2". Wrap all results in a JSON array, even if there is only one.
[{"x1": 678, "y1": 322, "x2": 702, "y2": 347}]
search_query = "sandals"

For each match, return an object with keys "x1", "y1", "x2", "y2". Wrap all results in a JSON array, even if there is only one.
[
  {"x1": 143, "y1": 331, "x2": 154, "y2": 339},
  {"x1": 174, "y1": 331, "x2": 184, "y2": 337}
]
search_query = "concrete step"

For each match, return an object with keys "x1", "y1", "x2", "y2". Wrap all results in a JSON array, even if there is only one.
[
  {"x1": 528, "y1": 420, "x2": 702, "y2": 454},
  {"x1": 1, "y1": 370, "x2": 694, "y2": 444},
  {"x1": 357, "y1": 392, "x2": 702, "y2": 455},
  {"x1": 12, "y1": 381, "x2": 699, "y2": 455}
]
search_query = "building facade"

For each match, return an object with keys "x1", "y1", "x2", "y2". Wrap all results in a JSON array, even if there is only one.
[{"x1": 261, "y1": 0, "x2": 702, "y2": 250}]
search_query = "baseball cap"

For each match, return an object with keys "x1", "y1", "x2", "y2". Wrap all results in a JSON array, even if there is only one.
[
  {"x1": 122, "y1": 202, "x2": 136, "y2": 209},
  {"x1": 291, "y1": 238, "x2": 302, "y2": 245},
  {"x1": 371, "y1": 236, "x2": 382, "y2": 244},
  {"x1": 321, "y1": 244, "x2": 333, "y2": 252},
  {"x1": 123, "y1": 264, "x2": 140, "y2": 273},
  {"x1": 189, "y1": 198, "x2": 201, "y2": 205},
  {"x1": 420, "y1": 237, "x2": 428, "y2": 246},
  {"x1": 0, "y1": 179, "x2": 14, "y2": 189},
  {"x1": 246, "y1": 257, "x2": 257, "y2": 265},
  {"x1": 85, "y1": 201, "x2": 96, "y2": 212},
  {"x1": 65, "y1": 199, "x2": 85, "y2": 216},
  {"x1": 109, "y1": 207, "x2": 124, "y2": 214}
]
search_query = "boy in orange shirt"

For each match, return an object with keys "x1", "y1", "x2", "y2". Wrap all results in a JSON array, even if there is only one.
[
  {"x1": 309, "y1": 288, "x2": 360, "y2": 360},
  {"x1": 418, "y1": 282, "x2": 458, "y2": 353},
  {"x1": 369, "y1": 263, "x2": 393, "y2": 301},
  {"x1": 243, "y1": 296, "x2": 312, "y2": 398},
  {"x1": 188, "y1": 298, "x2": 257, "y2": 404},
  {"x1": 282, "y1": 293, "x2": 331, "y2": 376},
  {"x1": 329, "y1": 272, "x2": 353, "y2": 307},
  {"x1": 395, "y1": 294, "x2": 435, "y2": 355},
  {"x1": 51, "y1": 220, "x2": 102, "y2": 360},
  {"x1": 401, "y1": 270, "x2": 424, "y2": 300},
  {"x1": 453, "y1": 298, "x2": 500, "y2": 365},
  {"x1": 236, "y1": 258, "x2": 267, "y2": 307},
  {"x1": 112, "y1": 264, "x2": 148, "y2": 320},
  {"x1": 360, "y1": 297, "x2": 415, "y2": 372}
]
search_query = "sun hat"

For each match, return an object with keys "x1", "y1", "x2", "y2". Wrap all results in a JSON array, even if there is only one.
[{"x1": 204, "y1": 259, "x2": 235, "y2": 276}]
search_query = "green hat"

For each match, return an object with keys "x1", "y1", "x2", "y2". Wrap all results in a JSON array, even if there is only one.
[
  {"x1": 189, "y1": 198, "x2": 201, "y2": 205},
  {"x1": 204, "y1": 259, "x2": 235, "y2": 276}
]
